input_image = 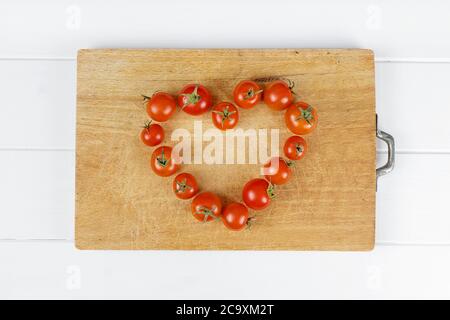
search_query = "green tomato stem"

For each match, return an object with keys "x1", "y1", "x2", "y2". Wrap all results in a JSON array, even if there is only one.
[
  {"x1": 180, "y1": 85, "x2": 201, "y2": 109},
  {"x1": 157, "y1": 148, "x2": 168, "y2": 167}
]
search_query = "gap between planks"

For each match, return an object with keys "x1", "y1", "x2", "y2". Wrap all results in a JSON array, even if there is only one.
[
  {"x1": 1, "y1": 239, "x2": 450, "y2": 247},
  {"x1": 3, "y1": 56, "x2": 450, "y2": 64}
]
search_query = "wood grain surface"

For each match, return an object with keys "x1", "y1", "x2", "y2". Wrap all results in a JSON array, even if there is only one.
[{"x1": 75, "y1": 49, "x2": 376, "y2": 251}]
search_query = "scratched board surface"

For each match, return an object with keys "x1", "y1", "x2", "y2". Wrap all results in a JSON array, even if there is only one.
[{"x1": 75, "y1": 49, "x2": 376, "y2": 250}]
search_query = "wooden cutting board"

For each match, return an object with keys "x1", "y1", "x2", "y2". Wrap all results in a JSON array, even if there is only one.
[{"x1": 76, "y1": 49, "x2": 376, "y2": 251}]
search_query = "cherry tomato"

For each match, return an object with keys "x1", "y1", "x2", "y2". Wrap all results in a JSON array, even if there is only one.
[
  {"x1": 285, "y1": 101, "x2": 318, "y2": 135},
  {"x1": 140, "y1": 121, "x2": 164, "y2": 147},
  {"x1": 221, "y1": 202, "x2": 249, "y2": 231},
  {"x1": 263, "y1": 157, "x2": 292, "y2": 185},
  {"x1": 191, "y1": 192, "x2": 222, "y2": 222},
  {"x1": 172, "y1": 173, "x2": 199, "y2": 200},
  {"x1": 263, "y1": 80, "x2": 294, "y2": 111},
  {"x1": 144, "y1": 92, "x2": 176, "y2": 122},
  {"x1": 233, "y1": 80, "x2": 262, "y2": 109},
  {"x1": 211, "y1": 102, "x2": 239, "y2": 130},
  {"x1": 178, "y1": 84, "x2": 212, "y2": 116},
  {"x1": 284, "y1": 135, "x2": 307, "y2": 161},
  {"x1": 150, "y1": 146, "x2": 180, "y2": 177},
  {"x1": 242, "y1": 178, "x2": 275, "y2": 211}
]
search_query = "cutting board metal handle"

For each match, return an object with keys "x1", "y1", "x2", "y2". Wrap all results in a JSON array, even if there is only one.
[{"x1": 376, "y1": 115, "x2": 395, "y2": 179}]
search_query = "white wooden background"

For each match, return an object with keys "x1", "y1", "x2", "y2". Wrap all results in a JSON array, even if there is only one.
[{"x1": 1, "y1": 0, "x2": 450, "y2": 299}]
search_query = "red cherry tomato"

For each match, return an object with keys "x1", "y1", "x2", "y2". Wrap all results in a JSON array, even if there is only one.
[
  {"x1": 211, "y1": 102, "x2": 239, "y2": 130},
  {"x1": 285, "y1": 101, "x2": 318, "y2": 135},
  {"x1": 284, "y1": 135, "x2": 307, "y2": 160},
  {"x1": 172, "y1": 173, "x2": 199, "y2": 200},
  {"x1": 150, "y1": 146, "x2": 180, "y2": 177},
  {"x1": 263, "y1": 80, "x2": 294, "y2": 111},
  {"x1": 178, "y1": 84, "x2": 213, "y2": 116},
  {"x1": 242, "y1": 178, "x2": 275, "y2": 211},
  {"x1": 263, "y1": 157, "x2": 292, "y2": 185},
  {"x1": 191, "y1": 192, "x2": 222, "y2": 222},
  {"x1": 233, "y1": 80, "x2": 262, "y2": 109},
  {"x1": 140, "y1": 121, "x2": 164, "y2": 147},
  {"x1": 144, "y1": 92, "x2": 176, "y2": 122},
  {"x1": 221, "y1": 202, "x2": 249, "y2": 231}
]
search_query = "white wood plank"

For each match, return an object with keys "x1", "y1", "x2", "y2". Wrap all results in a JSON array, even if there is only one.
[
  {"x1": 376, "y1": 62, "x2": 450, "y2": 152},
  {"x1": 1, "y1": 151, "x2": 450, "y2": 245},
  {"x1": 0, "y1": 60, "x2": 76, "y2": 149},
  {"x1": 0, "y1": 242, "x2": 449, "y2": 299},
  {"x1": 1, "y1": 0, "x2": 450, "y2": 59},
  {"x1": 0, "y1": 151, "x2": 74, "y2": 239},
  {"x1": 1, "y1": 60, "x2": 450, "y2": 151},
  {"x1": 376, "y1": 153, "x2": 450, "y2": 244}
]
